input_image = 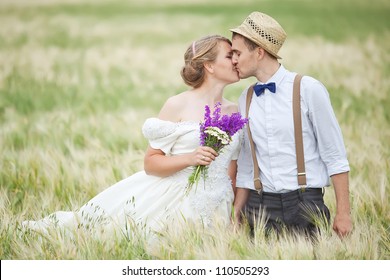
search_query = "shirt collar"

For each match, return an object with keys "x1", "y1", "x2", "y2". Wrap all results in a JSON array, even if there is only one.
[{"x1": 256, "y1": 64, "x2": 287, "y2": 86}]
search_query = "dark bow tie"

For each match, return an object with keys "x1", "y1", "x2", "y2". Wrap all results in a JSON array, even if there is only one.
[{"x1": 253, "y1": 82, "x2": 276, "y2": 96}]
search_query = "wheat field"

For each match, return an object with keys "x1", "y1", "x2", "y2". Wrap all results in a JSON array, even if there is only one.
[{"x1": 0, "y1": 0, "x2": 389, "y2": 261}]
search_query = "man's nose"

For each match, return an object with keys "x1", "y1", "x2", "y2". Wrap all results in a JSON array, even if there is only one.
[{"x1": 232, "y1": 55, "x2": 238, "y2": 64}]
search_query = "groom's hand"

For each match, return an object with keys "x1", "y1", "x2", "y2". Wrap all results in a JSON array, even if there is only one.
[{"x1": 232, "y1": 187, "x2": 250, "y2": 225}]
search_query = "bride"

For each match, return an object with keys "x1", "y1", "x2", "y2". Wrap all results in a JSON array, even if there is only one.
[{"x1": 22, "y1": 35, "x2": 243, "y2": 240}]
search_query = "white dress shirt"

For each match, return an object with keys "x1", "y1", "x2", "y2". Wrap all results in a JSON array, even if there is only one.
[{"x1": 237, "y1": 65, "x2": 350, "y2": 193}]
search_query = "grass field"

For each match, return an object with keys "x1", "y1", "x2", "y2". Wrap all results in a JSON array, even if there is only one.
[{"x1": 0, "y1": 0, "x2": 389, "y2": 260}]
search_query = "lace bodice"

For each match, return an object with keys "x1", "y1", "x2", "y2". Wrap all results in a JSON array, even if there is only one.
[
  {"x1": 142, "y1": 117, "x2": 240, "y2": 170},
  {"x1": 142, "y1": 117, "x2": 241, "y2": 225}
]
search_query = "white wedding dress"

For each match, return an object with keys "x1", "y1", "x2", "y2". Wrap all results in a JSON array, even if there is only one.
[{"x1": 22, "y1": 118, "x2": 240, "y2": 239}]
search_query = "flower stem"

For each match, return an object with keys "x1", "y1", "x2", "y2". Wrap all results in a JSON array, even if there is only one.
[{"x1": 186, "y1": 165, "x2": 203, "y2": 195}]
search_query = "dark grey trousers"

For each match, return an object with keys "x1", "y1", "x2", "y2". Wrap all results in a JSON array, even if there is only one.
[{"x1": 245, "y1": 188, "x2": 330, "y2": 236}]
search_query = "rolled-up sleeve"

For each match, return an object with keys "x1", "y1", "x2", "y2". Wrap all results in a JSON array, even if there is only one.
[{"x1": 305, "y1": 78, "x2": 350, "y2": 176}]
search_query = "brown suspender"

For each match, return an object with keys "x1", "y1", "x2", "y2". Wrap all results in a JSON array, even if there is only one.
[
  {"x1": 245, "y1": 74, "x2": 306, "y2": 194},
  {"x1": 245, "y1": 84, "x2": 262, "y2": 192},
  {"x1": 292, "y1": 75, "x2": 307, "y2": 188}
]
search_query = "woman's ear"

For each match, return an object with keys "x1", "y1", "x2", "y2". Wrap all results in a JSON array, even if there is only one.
[{"x1": 204, "y1": 62, "x2": 214, "y2": 74}]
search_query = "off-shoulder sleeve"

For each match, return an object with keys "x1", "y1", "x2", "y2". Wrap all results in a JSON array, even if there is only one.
[{"x1": 142, "y1": 118, "x2": 180, "y2": 154}]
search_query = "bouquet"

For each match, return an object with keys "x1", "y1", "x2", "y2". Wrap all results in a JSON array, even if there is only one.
[{"x1": 186, "y1": 102, "x2": 248, "y2": 194}]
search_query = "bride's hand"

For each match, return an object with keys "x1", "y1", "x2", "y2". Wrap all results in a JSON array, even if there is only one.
[{"x1": 189, "y1": 146, "x2": 218, "y2": 166}]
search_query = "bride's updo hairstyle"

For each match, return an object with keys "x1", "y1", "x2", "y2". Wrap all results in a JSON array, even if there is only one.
[{"x1": 181, "y1": 35, "x2": 231, "y2": 88}]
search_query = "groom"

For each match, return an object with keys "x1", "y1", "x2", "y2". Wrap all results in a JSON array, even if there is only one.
[{"x1": 230, "y1": 11, "x2": 352, "y2": 237}]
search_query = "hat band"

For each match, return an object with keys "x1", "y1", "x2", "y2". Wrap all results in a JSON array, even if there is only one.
[{"x1": 246, "y1": 17, "x2": 283, "y2": 46}]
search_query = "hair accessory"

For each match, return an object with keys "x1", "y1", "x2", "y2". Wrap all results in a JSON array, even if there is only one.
[{"x1": 230, "y1": 11, "x2": 287, "y2": 59}]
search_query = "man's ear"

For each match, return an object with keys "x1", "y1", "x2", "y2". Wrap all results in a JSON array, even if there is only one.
[
  {"x1": 204, "y1": 62, "x2": 214, "y2": 74},
  {"x1": 257, "y1": 47, "x2": 265, "y2": 60}
]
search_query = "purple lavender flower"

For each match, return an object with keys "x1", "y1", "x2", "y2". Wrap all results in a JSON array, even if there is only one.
[
  {"x1": 211, "y1": 102, "x2": 221, "y2": 127},
  {"x1": 187, "y1": 102, "x2": 248, "y2": 195},
  {"x1": 199, "y1": 104, "x2": 212, "y2": 146}
]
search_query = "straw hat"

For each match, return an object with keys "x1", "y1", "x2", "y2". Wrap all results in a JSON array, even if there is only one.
[{"x1": 230, "y1": 12, "x2": 287, "y2": 59}]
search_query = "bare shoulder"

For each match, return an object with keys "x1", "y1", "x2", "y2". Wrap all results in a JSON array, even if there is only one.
[
  {"x1": 158, "y1": 91, "x2": 189, "y2": 122},
  {"x1": 223, "y1": 99, "x2": 239, "y2": 114}
]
